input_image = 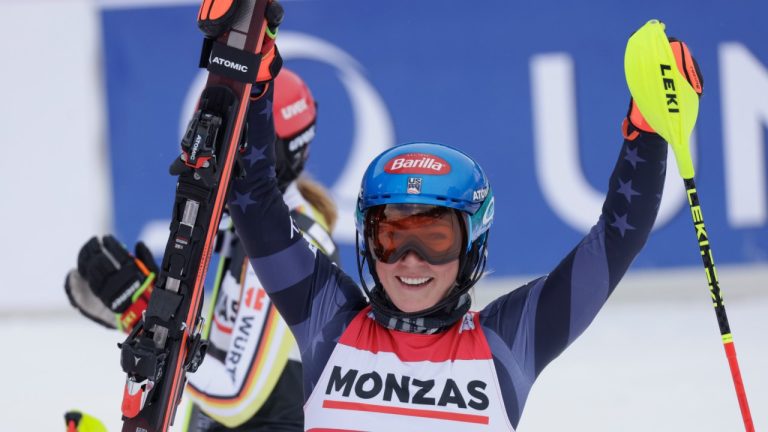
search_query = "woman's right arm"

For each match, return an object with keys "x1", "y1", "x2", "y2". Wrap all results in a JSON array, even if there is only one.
[{"x1": 227, "y1": 85, "x2": 366, "y2": 367}]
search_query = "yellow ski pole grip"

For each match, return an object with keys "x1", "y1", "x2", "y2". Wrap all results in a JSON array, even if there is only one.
[{"x1": 624, "y1": 19, "x2": 699, "y2": 180}]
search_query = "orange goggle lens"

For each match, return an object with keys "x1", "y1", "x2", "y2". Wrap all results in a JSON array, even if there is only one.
[{"x1": 367, "y1": 204, "x2": 464, "y2": 265}]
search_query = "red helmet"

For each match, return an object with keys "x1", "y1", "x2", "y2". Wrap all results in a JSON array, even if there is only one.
[
  {"x1": 274, "y1": 68, "x2": 317, "y2": 139},
  {"x1": 273, "y1": 69, "x2": 317, "y2": 191}
]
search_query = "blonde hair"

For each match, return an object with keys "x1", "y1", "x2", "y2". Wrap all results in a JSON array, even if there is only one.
[{"x1": 297, "y1": 176, "x2": 338, "y2": 232}]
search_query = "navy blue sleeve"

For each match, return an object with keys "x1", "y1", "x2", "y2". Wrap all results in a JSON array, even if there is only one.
[
  {"x1": 226, "y1": 86, "x2": 367, "y2": 397},
  {"x1": 478, "y1": 132, "x2": 667, "y2": 424}
]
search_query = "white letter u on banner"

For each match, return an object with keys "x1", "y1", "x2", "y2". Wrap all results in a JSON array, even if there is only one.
[{"x1": 530, "y1": 52, "x2": 692, "y2": 233}]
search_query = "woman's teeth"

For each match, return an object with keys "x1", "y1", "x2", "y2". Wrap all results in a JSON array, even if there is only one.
[{"x1": 398, "y1": 276, "x2": 432, "y2": 286}]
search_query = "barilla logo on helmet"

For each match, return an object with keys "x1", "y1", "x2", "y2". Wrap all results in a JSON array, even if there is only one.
[{"x1": 384, "y1": 153, "x2": 451, "y2": 175}]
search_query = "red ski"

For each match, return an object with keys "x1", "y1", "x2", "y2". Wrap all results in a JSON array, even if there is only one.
[{"x1": 117, "y1": 1, "x2": 276, "y2": 430}]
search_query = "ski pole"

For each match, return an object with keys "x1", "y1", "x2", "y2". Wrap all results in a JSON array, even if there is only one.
[{"x1": 624, "y1": 20, "x2": 754, "y2": 432}]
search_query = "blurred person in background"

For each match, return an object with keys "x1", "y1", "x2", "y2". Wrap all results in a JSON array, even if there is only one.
[{"x1": 65, "y1": 68, "x2": 339, "y2": 432}]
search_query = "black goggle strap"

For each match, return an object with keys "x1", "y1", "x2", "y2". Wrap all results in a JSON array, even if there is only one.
[{"x1": 356, "y1": 230, "x2": 379, "y2": 299}]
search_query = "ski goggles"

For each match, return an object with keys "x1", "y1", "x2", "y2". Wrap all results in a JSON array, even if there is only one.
[{"x1": 366, "y1": 204, "x2": 466, "y2": 265}]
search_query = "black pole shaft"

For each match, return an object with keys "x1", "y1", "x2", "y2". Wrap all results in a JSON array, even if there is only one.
[{"x1": 683, "y1": 177, "x2": 731, "y2": 335}]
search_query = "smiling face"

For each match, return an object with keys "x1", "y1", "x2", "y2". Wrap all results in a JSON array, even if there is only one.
[
  {"x1": 374, "y1": 253, "x2": 460, "y2": 313},
  {"x1": 365, "y1": 203, "x2": 465, "y2": 313}
]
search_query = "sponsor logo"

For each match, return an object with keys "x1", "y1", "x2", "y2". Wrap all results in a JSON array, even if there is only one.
[
  {"x1": 288, "y1": 125, "x2": 316, "y2": 152},
  {"x1": 226, "y1": 316, "x2": 254, "y2": 382},
  {"x1": 325, "y1": 366, "x2": 489, "y2": 411},
  {"x1": 215, "y1": 290, "x2": 237, "y2": 328},
  {"x1": 190, "y1": 134, "x2": 202, "y2": 161},
  {"x1": 459, "y1": 313, "x2": 475, "y2": 332},
  {"x1": 120, "y1": 311, "x2": 137, "y2": 329},
  {"x1": 384, "y1": 153, "x2": 451, "y2": 175},
  {"x1": 407, "y1": 177, "x2": 422, "y2": 194},
  {"x1": 210, "y1": 56, "x2": 249, "y2": 73},
  {"x1": 281, "y1": 97, "x2": 309, "y2": 120},
  {"x1": 659, "y1": 63, "x2": 679, "y2": 113},
  {"x1": 482, "y1": 197, "x2": 495, "y2": 226},
  {"x1": 687, "y1": 188, "x2": 721, "y2": 307},
  {"x1": 473, "y1": 186, "x2": 489, "y2": 202},
  {"x1": 112, "y1": 280, "x2": 140, "y2": 310}
]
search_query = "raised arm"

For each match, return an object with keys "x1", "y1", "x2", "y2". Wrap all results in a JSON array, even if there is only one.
[
  {"x1": 498, "y1": 130, "x2": 664, "y2": 367},
  {"x1": 227, "y1": 84, "x2": 366, "y2": 392},
  {"x1": 478, "y1": 130, "x2": 666, "y2": 426},
  {"x1": 480, "y1": 36, "x2": 704, "y2": 391}
]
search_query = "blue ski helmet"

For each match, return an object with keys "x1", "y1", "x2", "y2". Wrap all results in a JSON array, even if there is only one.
[
  {"x1": 355, "y1": 142, "x2": 493, "y2": 325},
  {"x1": 355, "y1": 142, "x2": 494, "y2": 255}
]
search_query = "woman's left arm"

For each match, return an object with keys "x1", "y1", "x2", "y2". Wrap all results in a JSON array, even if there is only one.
[{"x1": 480, "y1": 129, "x2": 667, "y2": 378}]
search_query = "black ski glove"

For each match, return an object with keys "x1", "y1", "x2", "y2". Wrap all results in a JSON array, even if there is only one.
[{"x1": 65, "y1": 235, "x2": 157, "y2": 331}]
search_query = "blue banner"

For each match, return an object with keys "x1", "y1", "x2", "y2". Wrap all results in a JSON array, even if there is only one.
[{"x1": 101, "y1": 1, "x2": 768, "y2": 277}]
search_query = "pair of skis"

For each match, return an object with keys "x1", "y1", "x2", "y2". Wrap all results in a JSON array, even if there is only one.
[{"x1": 117, "y1": 1, "x2": 272, "y2": 431}]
